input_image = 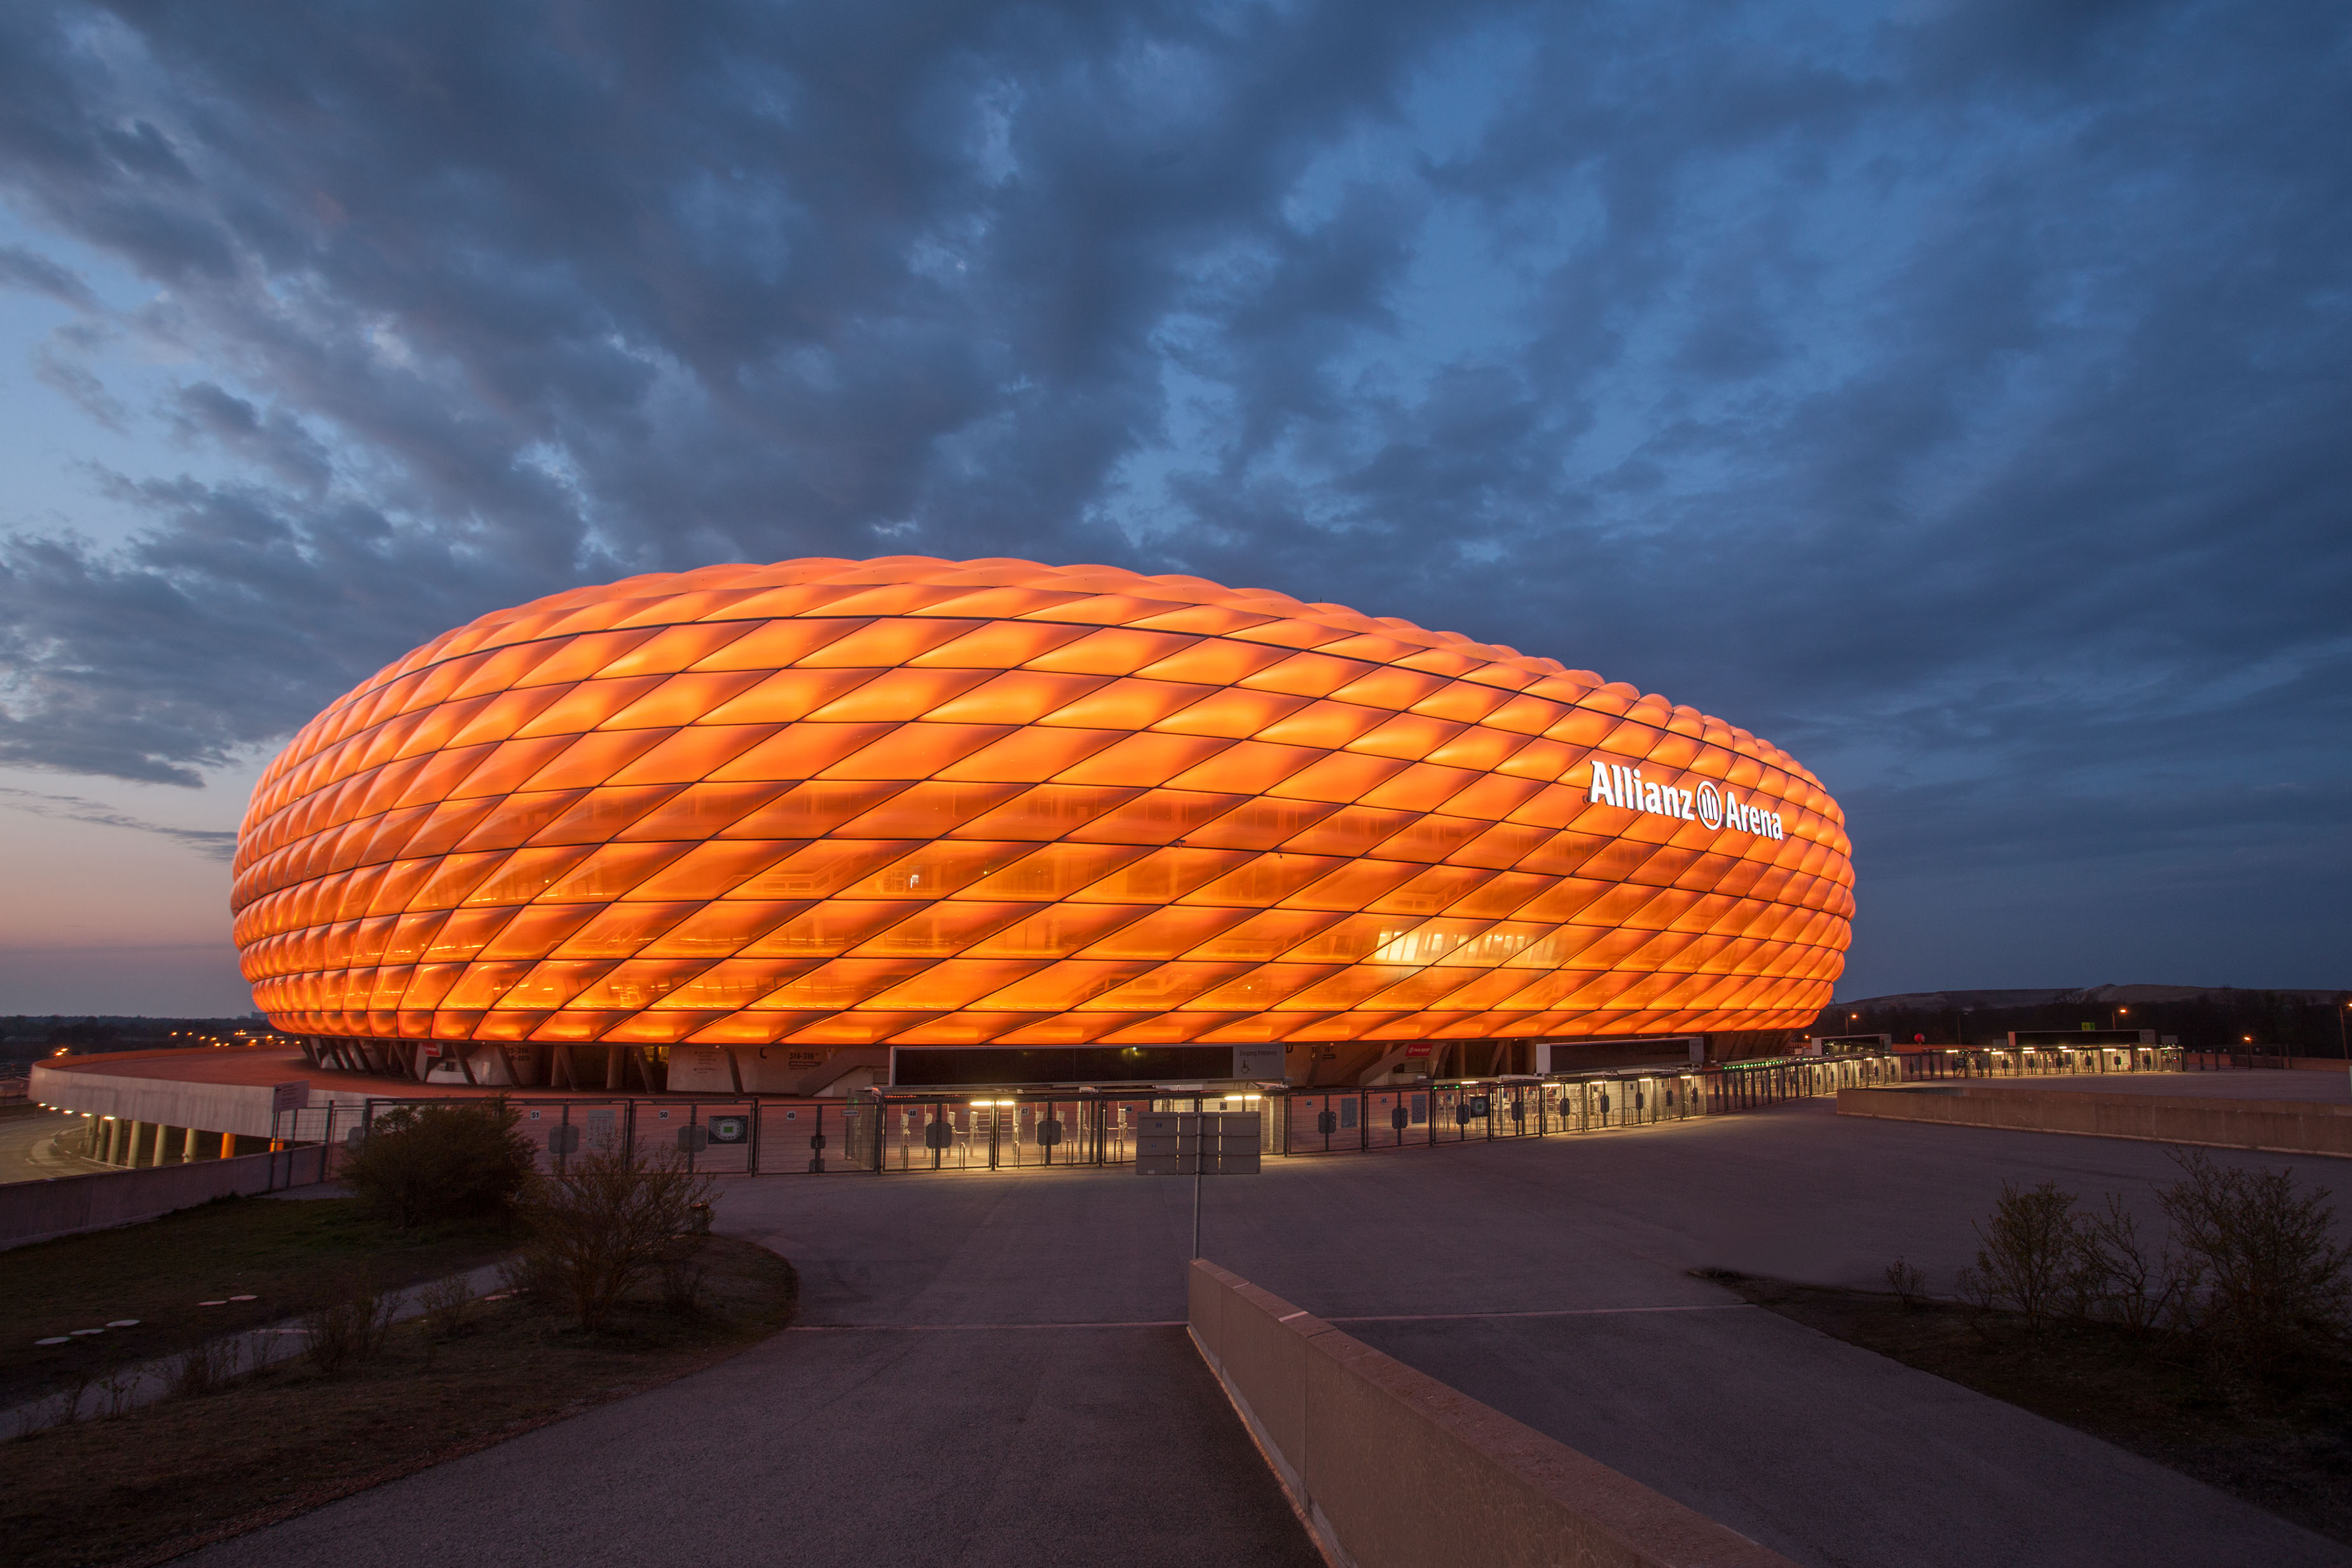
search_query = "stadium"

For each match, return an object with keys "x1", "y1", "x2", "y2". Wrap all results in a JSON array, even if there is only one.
[{"x1": 229, "y1": 557, "x2": 1854, "y2": 1098}]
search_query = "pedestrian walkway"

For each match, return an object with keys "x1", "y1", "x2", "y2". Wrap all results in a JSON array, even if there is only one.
[{"x1": 190, "y1": 1100, "x2": 2349, "y2": 1568}]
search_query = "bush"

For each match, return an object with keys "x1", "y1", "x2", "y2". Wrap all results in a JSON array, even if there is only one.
[
  {"x1": 1957, "y1": 1180, "x2": 2085, "y2": 1333},
  {"x1": 519, "y1": 1147, "x2": 716, "y2": 1331},
  {"x1": 416, "y1": 1274, "x2": 475, "y2": 1340},
  {"x1": 1949, "y1": 1152, "x2": 2352, "y2": 1370},
  {"x1": 1885, "y1": 1257, "x2": 1926, "y2": 1310},
  {"x1": 2074, "y1": 1193, "x2": 2182, "y2": 1335},
  {"x1": 302, "y1": 1272, "x2": 393, "y2": 1375},
  {"x1": 341, "y1": 1098, "x2": 538, "y2": 1229},
  {"x1": 171, "y1": 1335, "x2": 247, "y2": 1399},
  {"x1": 2161, "y1": 1148, "x2": 2352, "y2": 1368}
]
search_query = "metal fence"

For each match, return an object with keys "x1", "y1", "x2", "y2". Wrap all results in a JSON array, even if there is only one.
[
  {"x1": 270, "y1": 1042, "x2": 2192, "y2": 1180},
  {"x1": 275, "y1": 1095, "x2": 856, "y2": 1179},
  {"x1": 1896, "y1": 1044, "x2": 2180, "y2": 1078}
]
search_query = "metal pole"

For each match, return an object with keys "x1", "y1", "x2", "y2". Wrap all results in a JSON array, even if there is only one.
[{"x1": 1192, "y1": 1150, "x2": 1203, "y2": 1262}]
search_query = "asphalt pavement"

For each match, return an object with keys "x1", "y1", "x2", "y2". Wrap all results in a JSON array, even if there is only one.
[
  {"x1": 0, "y1": 1107, "x2": 109, "y2": 1184},
  {"x1": 192, "y1": 1085, "x2": 2352, "y2": 1568}
]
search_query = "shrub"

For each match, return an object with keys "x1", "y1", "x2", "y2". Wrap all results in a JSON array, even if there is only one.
[
  {"x1": 1957, "y1": 1180, "x2": 2085, "y2": 1333},
  {"x1": 519, "y1": 1147, "x2": 716, "y2": 1331},
  {"x1": 301, "y1": 1272, "x2": 393, "y2": 1375},
  {"x1": 658, "y1": 1243, "x2": 709, "y2": 1315},
  {"x1": 417, "y1": 1274, "x2": 476, "y2": 1340},
  {"x1": 2074, "y1": 1193, "x2": 2182, "y2": 1334},
  {"x1": 2160, "y1": 1148, "x2": 2352, "y2": 1368},
  {"x1": 171, "y1": 1335, "x2": 247, "y2": 1398},
  {"x1": 1885, "y1": 1257, "x2": 1926, "y2": 1310},
  {"x1": 341, "y1": 1098, "x2": 538, "y2": 1229}
]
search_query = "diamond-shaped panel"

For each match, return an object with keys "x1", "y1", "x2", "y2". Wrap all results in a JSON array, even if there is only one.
[{"x1": 232, "y1": 557, "x2": 1853, "y2": 1051}]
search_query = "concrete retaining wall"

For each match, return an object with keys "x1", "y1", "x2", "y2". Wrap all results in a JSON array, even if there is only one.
[
  {"x1": 31, "y1": 1061, "x2": 306, "y2": 1139},
  {"x1": 1186, "y1": 1260, "x2": 1793, "y2": 1568},
  {"x1": 1837, "y1": 1085, "x2": 2352, "y2": 1157},
  {"x1": 0, "y1": 1145, "x2": 328, "y2": 1251}
]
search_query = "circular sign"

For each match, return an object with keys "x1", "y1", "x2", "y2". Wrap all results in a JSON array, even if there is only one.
[{"x1": 1695, "y1": 781, "x2": 1723, "y2": 829}]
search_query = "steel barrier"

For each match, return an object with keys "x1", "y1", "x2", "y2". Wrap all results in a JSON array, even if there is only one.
[{"x1": 263, "y1": 1045, "x2": 2189, "y2": 1178}]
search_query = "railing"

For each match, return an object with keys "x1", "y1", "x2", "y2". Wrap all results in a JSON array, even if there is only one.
[
  {"x1": 2182, "y1": 1048, "x2": 2344, "y2": 1071},
  {"x1": 272, "y1": 1045, "x2": 2196, "y2": 1179},
  {"x1": 275, "y1": 1095, "x2": 856, "y2": 1179},
  {"x1": 1894, "y1": 1044, "x2": 2180, "y2": 1079},
  {"x1": 854, "y1": 1053, "x2": 1906, "y2": 1171},
  {"x1": 1266, "y1": 1051, "x2": 1901, "y2": 1156}
]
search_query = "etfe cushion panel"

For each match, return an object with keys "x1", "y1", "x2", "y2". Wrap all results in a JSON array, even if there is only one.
[{"x1": 231, "y1": 557, "x2": 1851, "y2": 1050}]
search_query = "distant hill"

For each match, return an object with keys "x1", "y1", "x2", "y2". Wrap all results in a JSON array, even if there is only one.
[
  {"x1": 1822, "y1": 984, "x2": 2348, "y2": 1051},
  {"x1": 1841, "y1": 983, "x2": 2344, "y2": 1011}
]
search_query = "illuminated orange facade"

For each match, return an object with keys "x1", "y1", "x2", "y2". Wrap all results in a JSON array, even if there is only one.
[{"x1": 231, "y1": 557, "x2": 1850, "y2": 1083}]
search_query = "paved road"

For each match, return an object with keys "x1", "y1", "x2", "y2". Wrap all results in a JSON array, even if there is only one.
[
  {"x1": 196, "y1": 1091, "x2": 2352, "y2": 1568},
  {"x1": 0, "y1": 1107, "x2": 109, "y2": 1184}
]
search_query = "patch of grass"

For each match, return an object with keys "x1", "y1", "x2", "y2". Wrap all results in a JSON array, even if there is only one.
[
  {"x1": 1711, "y1": 1271, "x2": 2352, "y2": 1546},
  {"x1": 3, "y1": 1236, "x2": 796, "y2": 1568},
  {"x1": 0, "y1": 1196, "x2": 518, "y2": 1407}
]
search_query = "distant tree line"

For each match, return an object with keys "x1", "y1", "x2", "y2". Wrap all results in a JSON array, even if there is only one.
[
  {"x1": 1814, "y1": 991, "x2": 2352, "y2": 1054},
  {"x1": 0, "y1": 1016, "x2": 299, "y2": 1069}
]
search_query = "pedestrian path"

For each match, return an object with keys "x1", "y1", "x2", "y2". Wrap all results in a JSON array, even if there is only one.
[{"x1": 188, "y1": 1103, "x2": 2352, "y2": 1567}]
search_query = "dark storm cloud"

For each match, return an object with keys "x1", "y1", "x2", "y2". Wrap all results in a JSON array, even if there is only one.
[{"x1": 0, "y1": 0, "x2": 2346, "y2": 984}]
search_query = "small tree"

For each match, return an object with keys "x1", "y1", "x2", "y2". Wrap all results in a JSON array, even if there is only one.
[
  {"x1": 519, "y1": 1147, "x2": 715, "y2": 1331},
  {"x1": 341, "y1": 1098, "x2": 538, "y2": 1229},
  {"x1": 2160, "y1": 1148, "x2": 2352, "y2": 1368},
  {"x1": 2073, "y1": 1193, "x2": 2182, "y2": 1334},
  {"x1": 1957, "y1": 1180, "x2": 2086, "y2": 1333}
]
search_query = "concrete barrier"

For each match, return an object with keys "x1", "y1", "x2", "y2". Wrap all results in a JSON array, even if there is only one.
[
  {"x1": 1837, "y1": 1085, "x2": 2352, "y2": 1158},
  {"x1": 0, "y1": 1145, "x2": 328, "y2": 1251},
  {"x1": 32, "y1": 1059, "x2": 308, "y2": 1140},
  {"x1": 1186, "y1": 1260, "x2": 1793, "y2": 1568}
]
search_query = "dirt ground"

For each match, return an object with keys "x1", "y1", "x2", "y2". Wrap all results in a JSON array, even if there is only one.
[
  {"x1": 1, "y1": 1195, "x2": 520, "y2": 1408},
  {"x1": 2, "y1": 1235, "x2": 797, "y2": 1568},
  {"x1": 1719, "y1": 1271, "x2": 2352, "y2": 1547}
]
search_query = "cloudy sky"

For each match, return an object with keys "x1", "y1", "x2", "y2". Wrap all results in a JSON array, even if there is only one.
[{"x1": 1, "y1": 0, "x2": 2345, "y2": 1016}]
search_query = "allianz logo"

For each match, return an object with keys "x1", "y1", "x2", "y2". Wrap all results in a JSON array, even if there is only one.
[{"x1": 1586, "y1": 761, "x2": 1786, "y2": 841}]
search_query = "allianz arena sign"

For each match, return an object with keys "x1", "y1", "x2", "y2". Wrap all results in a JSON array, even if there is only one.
[
  {"x1": 231, "y1": 557, "x2": 1850, "y2": 1088},
  {"x1": 1587, "y1": 765, "x2": 1785, "y2": 841}
]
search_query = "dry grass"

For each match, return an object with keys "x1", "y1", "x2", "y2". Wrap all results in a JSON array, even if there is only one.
[
  {"x1": 3, "y1": 1236, "x2": 796, "y2": 1568},
  {"x1": 0, "y1": 1196, "x2": 519, "y2": 1408},
  {"x1": 1714, "y1": 1271, "x2": 2352, "y2": 1546}
]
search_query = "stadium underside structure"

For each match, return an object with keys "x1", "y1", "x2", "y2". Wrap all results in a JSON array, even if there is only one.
[{"x1": 233, "y1": 557, "x2": 1854, "y2": 1094}]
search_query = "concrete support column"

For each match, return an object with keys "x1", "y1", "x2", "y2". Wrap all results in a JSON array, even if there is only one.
[
  {"x1": 182, "y1": 1125, "x2": 201, "y2": 1161},
  {"x1": 221, "y1": 1132, "x2": 240, "y2": 1159},
  {"x1": 102, "y1": 1118, "x2": 125, "y2": 1164}
]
